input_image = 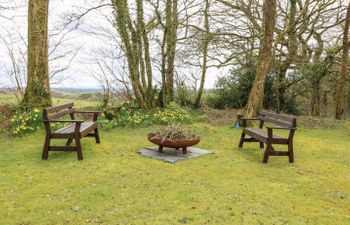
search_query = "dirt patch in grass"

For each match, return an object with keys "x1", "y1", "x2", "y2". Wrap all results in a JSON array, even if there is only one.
[
  {"x1": 0, "y1": 104, "x2": 14, "y2": 119},
  {"x1": 298, "y1": 116, "x2": 349, "y2": 130},
  {"x1": 0, "y1": 104, "x2": 15, "y2": 136},
  {"x1": 203, "y1": 108, "x2": 239, "y2": 126}
]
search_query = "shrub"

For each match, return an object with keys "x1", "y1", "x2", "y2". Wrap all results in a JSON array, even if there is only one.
[
  {"x1": 206, "y1": 69, "x2": 275, "y2": 109},
  {"x1": 206, "y1": 67, "x2": 300, "y2": 115}
]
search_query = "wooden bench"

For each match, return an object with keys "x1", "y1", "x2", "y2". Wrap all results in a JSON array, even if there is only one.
[
  {"x1": 238, "y1": 111, "x2": 297, "y2": 163},
  {"x1": 42, "y1": 103, "x2": 101, "y2": 160}
]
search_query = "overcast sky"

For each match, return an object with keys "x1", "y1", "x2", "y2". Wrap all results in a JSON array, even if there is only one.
[{"x1": 0, "y1": 0, "x2": 223, "y2": 90}]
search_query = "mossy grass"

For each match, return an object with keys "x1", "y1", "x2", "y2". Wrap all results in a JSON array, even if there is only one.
[{"x1": 0, "y1": 123, "x2": 349, "y2": 224}]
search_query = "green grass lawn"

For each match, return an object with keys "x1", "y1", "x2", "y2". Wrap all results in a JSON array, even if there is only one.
[{"x1": 0, "y1": 124, "x2": 349, "y2": 224}]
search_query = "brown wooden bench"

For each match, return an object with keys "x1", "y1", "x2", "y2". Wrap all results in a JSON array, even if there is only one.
[
  {"x1": 238, "y1": 111, "x2": 297, "y2": 163},
  {"x1": 42, "y1": 103, "x2": 101, "y2": 160}
]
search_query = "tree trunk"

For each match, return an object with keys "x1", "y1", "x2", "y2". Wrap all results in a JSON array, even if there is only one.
[
  {"x1": 245, "y1": 0, "x2": 277, "y2": 117},
  {"x1": 194, "y1": 0, "x2": 210, "y2": 108},
  {"x1": 21, "y1": 0, "x2": 51, "y2": 109},
  {"x1": 165, "y1": 0, "x2": 178, "y2": 103},
  {"x1": 274, "y1": 65, "x2": 288, "y2": 113},
  {"x1": 160, "y1": 25, "x2": 168, "y2": 108},
  {"x1": 335, "y1": 2, "x2": 350, "y2": 120},
  {"x1": 136, "y1": 0, "x2": 153, "y2": 108},
  {"x1": 113, "y1": 0, "x2": 149, "y2": 109},
  {"x1": 274, "y1": 0, "x2": 298, "y2": 113},
  {"x1": 311, "y1": 81, "x2": 321, "y2": 116},
  {"x1": 347, "y1": 79, "x2": 350, "y2": 118}
]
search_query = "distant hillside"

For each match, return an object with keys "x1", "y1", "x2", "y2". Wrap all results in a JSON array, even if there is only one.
[
  {"x1": 0, "y1": 87, "x2": 104, "y2": 94},
  {"x1": 51, "y1": 88, "x2": 103, "y2": 93}
]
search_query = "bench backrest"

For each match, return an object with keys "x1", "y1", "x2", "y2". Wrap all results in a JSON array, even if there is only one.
[
  {"x1": 258, "y1": 110, "x2": 296, "y2": 128},
  {"x1": 42, "y1": 103, "x2": 75, "y2": 121}
]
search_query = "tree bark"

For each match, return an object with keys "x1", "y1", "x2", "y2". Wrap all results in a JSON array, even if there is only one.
[
  {"x1": 311, "y1": 80, "x2": 321, "y2": 116},
  {"x1": 245, "y1": 0, "x2": 277, "y2": 117},
  {"x1": 136, "y1": 0, "x2": 153, "y2": 107},
  {"x1": 160, "y1": 23, "x2": 167, "y2": 108},
  {"x1": 165, "y1": 0, "x2": 178, "y2": 102},
  {"x1": 137, "y1": 0, "x2": 154, "y2": 107},
  {"x1": 21, "y1": 0, "x2": 51, "y2": 109},
  {"x1": 194, "y1": 0, "x2": 210, "y2": 108},
  {"x1": 335, "y1": 2, "x2": 350, "y2": 120},
  {"x1": 274, "y1": 0, "x2": 298, "y2": 113},
  {"x1": 113, "y1": 0, "x2": 150, "y2": 109}
]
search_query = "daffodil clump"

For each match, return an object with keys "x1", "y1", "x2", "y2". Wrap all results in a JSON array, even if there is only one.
[
  {"x1": 11, "y1": 108, "x2": 70, "y2": 136},
  {"x1": 127, "y1": 110, "x2": 152, "y2": 126},
  {"x1": 153, "y1": 102, "x2": 192, "y2": 125},
  {"x1": 11, "y1": 108, "x2": 42, "y2": 136},
  {"x1": 98, "y1": 117, "x2": 118, "y2": 130},
  {"x1": 99, "y1": 102, "x2": 193, "y2": 129}
]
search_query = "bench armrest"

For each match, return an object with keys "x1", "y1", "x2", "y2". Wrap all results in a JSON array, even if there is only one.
[
  {"x1": 43, "y1": 120, "x2": 84, "y2": 124},
  {"x1": 74, "y1": 110, "x2": 101, "y2": 114},
  {"x1": 266, "y1": 126, "x2": 297, "y2": 140},
  {"x1": 266, "y1": 126, "x2": 297, "y2": 130},
  {"x1": 241, "y1": 117, "x2": 260, "y2": 121}
]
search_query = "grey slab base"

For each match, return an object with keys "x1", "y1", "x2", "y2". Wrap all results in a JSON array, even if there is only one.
[{"x1": 139, "y1": 146, "x2": 213, "y2": 163}]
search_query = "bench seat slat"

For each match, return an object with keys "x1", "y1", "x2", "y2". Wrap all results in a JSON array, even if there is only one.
[
  {"x1": 243, "y1": 128, "x2": 289, "y2": 144},
  {"x1": 52, "y1": 121, "x2": 97, "y2": 138}
]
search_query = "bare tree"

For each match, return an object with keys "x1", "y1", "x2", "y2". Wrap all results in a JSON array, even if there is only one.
[
  {"x1": 0, "y1": 30, "x2": 26, "y2": 101},
  {"x1": 87, "y1": 47, "x2": 133, "y2": 107}
]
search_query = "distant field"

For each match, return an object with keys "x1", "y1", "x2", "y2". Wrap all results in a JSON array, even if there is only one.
[{"x1": 0, "y1": 92, "x2": 100, "y2": 109}]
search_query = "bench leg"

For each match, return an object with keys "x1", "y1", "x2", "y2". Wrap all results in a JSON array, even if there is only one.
[
  {"x1": 238, "y1": 132, "x2": 245, "y2": 148},
  {"x1": 263, "y1": 143, "x2": 272, "y2": 163},
  {"x1": 42, "y1": 134, "x2": 50, "y2": 160},
  {"x1": 66, "y1": 139, "x2": 73, "y2": 146},
  {"x1": 259, "y1": 142, "x2": 264, "y2": 149},
  {"x1": 75, "y1": 138, "x2": 83, "y2": 160},
  {"x1": 288, "y1": 142, "x2": 294, "y2": 163},
  {"x1": 94, "y1": 128, "x2": 100, "y2": 144}
]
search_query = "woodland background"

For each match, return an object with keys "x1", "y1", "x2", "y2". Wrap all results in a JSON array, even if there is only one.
[{"x1": 1, "y1": 0, "x2": 350, "y2": 120}]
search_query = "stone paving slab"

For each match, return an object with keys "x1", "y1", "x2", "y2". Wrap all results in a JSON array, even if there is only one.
[{"x1": 139, "y1": 146, "x2": 213, "y2": 163}]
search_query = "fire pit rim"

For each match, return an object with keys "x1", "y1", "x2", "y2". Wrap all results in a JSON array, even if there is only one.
[{"x1": 147, "y1": 132, "x2": 201, "y2": 148}]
